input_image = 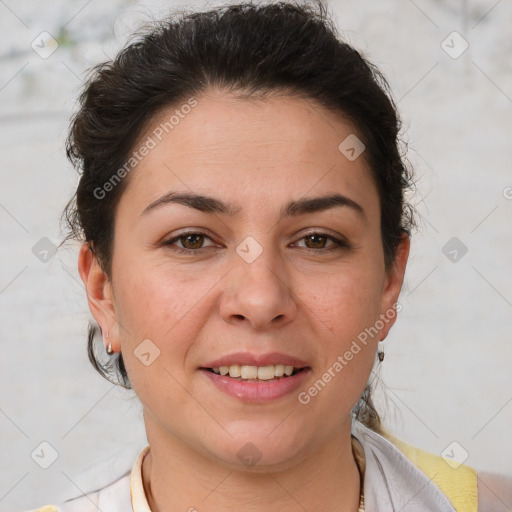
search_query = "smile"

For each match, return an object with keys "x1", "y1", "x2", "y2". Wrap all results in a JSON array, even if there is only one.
[
  {"x1": 205, "y1": 364, "x2": 302, "y2": 380},
  {"x1": 199, "y1": 366, "x2": 311, "y2": 403}
]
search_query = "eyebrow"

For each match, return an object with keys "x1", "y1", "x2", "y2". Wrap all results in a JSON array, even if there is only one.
[{"x1": 141, "y1": 191, "x2": 365, "y2": 220}]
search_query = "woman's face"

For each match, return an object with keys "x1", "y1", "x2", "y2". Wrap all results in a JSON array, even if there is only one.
[{"x1": 80, "y1": 90, "x2": 408, "y2": 470}]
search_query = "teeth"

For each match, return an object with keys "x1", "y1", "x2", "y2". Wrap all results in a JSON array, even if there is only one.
[
  {"x1": 228, "y1": 365, "x2": 241, "y2": 378},
  {"x1": 257, "y1": 365, "x2": 275, "y2": 380},
  {"x1": 241, "y1": 365, "x2": 258, "y2": 379},
  {"x1": 274, "y1": 364, "x2": 285, "y2": 377},
  {"x1": 209, "y1": 364, "x2": 299, "y2": 380}
]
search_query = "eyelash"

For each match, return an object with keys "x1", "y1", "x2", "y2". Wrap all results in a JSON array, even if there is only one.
[{"x1": 163, "y1": 230, "x2": 349, "y2": 255}]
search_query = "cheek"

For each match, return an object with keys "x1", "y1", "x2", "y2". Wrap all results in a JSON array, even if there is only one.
[
  {"x1": 112, "y1": 262, "x2": 208, "y2": 406},
  {"x1": 302, "y1": 267, "x2": 383, "y2": 388},
  {"x1": 302, "y1": 288, "x2": 380, "y2": 417},
  {"x1": 111, "y1": 253, "x2": 226, "y2": 392},
  {"x1": 305, "y1": 265, "x2": 384, "y2": 336},
  {"x1": 113, "y1": 250, "x2": 216, "y2": 332}
]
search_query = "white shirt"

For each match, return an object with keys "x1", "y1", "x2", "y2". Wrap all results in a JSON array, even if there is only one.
[{"x1": 24, "y1": 421, "x2": 511, "y2": 512}]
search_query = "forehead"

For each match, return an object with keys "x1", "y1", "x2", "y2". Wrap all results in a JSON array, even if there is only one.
[
  {"x1": 120, "y1": 90, "x2": 378, "y2": 217},
  {"x1": 141, "y1": 91, "x2": 361, "y2": 163}
]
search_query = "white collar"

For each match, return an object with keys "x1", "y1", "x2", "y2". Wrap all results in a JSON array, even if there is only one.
[
  {"x1": 130, "y1": 445, "x2": 151, "y2": 512},
  {"x1": 351, "y1": 421, "x2": 456, "y2": 511},
  {"x1": 127, "y1": 421, "x2": 455, "y2": 512}
]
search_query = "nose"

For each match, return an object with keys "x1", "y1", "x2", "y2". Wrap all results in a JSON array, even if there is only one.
[{"x1": 219, "y1": 247, "x2": 297, "y2": 331}]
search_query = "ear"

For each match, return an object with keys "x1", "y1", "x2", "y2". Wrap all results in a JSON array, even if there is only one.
[
  {"x1": 77, "y1": 242, "x2": 120, "y2": 352},
  {"x1": 378, "y1": 233, "x2": 410, "y2": 341}
]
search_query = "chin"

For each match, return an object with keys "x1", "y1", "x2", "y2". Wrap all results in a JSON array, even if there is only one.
[{"x1": 203, "y1": 429, "x2": 310, "y2": 472}]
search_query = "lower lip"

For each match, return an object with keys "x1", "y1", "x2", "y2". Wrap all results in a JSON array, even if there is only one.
[{"x1": 199, "y1": 368, "x2": 311, "y2": 403}]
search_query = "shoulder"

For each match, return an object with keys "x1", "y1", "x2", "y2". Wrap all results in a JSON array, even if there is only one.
[
  {"x1": 24, "y1": 508, "x2": 64, "y2": 512},
  {"x1": 22, "y1": 492, "x2": 100, "y2": 512},
  {"x1": 20, "y1": 442, "x2": 146, "y2": 512},
  {"x1": 22, "y1": 485, "x2": 103, "y2": 512},
  {"x1": 477, "y1": 471, "x2": 512, "y2": 512},
  {"x1": 372, "y1": 424, "x2": 512, "y2": 512},
  {"x1": 22, "y1": 474, "x2": 129, "y2": 512}
]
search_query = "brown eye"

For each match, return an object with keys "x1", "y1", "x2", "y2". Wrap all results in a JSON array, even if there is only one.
[
  {"x1": 180, "y1": 233, "x2": 205, "y2": 249},
  {"x1": 294, "y1": 232, "x2": 349, "y2": 253},
  {"x1": 304, "y1": 234, "x2": 329, "y2": 249},
  {"x1": 163, "y1": 231, "x2": 216, "y2": 253}
]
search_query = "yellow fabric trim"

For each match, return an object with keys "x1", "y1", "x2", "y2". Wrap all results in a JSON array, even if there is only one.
[
  {"x1": 32, "y1": 506, "x2": 59, "y2": 512},
  {"x1": 383, "y1": 431, "x2": 478, "y2": 512}
]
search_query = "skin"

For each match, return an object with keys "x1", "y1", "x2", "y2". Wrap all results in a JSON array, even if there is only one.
[{"x1": 78, "y1": 90, "x2": 410, "y2": 512}]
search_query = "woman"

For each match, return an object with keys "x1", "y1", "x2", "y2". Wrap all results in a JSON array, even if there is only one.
[{"x1": 27, "y1": 1, "x2": 511, "y2": 511}]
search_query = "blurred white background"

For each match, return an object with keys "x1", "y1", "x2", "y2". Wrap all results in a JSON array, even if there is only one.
[{"x1": 1, "y1": 0, "x2": 511, "y2": 510}]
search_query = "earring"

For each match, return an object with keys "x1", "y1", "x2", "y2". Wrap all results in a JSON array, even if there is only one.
[
  {"x1": 377, "y1": 341, "x2": 385, "y2": 362},
  {"x1": 105, "y1": 332, "x2": 113, "y2": 355}
]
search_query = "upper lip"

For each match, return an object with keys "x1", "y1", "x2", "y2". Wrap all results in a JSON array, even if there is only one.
[{"x1": 201, "y1": 352, "x2": 310, "y2": 369}]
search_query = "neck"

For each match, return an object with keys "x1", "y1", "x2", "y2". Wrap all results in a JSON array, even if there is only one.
[{"x1": 141, "y1": 412, "x2": 361, "y2": 512}]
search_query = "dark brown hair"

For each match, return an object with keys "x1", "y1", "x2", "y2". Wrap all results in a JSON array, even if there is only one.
[{"x1": 61, "y1": 0, "x2": 415, "y2": 435}]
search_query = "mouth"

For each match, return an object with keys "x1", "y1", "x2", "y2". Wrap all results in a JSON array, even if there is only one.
[
  {"x1": 199, "y1": 364, "x2": 311, "y2": 403},
  {"x1": 200, "y1": 364, "x2": 308, "y2": 382},
  {"x1": 198, "y1": 352, "x2": 312, "y2": 402}
]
